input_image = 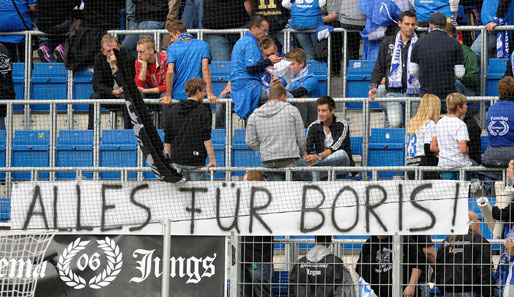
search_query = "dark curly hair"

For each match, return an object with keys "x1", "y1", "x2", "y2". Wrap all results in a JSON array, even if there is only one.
[{"x1": 498, "y1": 76, "x2": 514, "y2": 101}]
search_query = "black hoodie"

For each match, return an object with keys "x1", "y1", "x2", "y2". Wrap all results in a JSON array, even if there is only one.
[{"x1": 164, "y1": 99, "x2": 212, "y2": 167}]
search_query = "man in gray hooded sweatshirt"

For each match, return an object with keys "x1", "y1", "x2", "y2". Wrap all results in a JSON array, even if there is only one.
[
  {"x1": 289, "y1": 236, "x2": 356, "y2": 297},
  {"x1": 246, "y1": 84, "x2": 311, "y2": 181}
]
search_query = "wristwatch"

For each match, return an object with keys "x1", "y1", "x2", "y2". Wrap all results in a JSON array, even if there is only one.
[
  {"x1": 110, "y1": 65, "x2": 118, "y2": 70},
  {"x1": 317, "y1": 154, "x2": 322, "y2": 161}
]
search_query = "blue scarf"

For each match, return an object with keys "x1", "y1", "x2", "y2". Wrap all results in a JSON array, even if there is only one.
[
  {"x1": 177, "y1": 32, "x2": 194, "y2": 42},
  {"x1": 493, "y1": 18, "x2": 509, "y2": 58},
  {"x1": 388, "y1": 31, "x2": 419, "y2": 94}
]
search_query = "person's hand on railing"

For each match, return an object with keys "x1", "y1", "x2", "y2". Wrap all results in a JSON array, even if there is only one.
[
  {"x1": 485, "y1": 22, "x2": 497, "y2": 32},
  {"x1": 368, "y1": 88, "x2": 378, "y2": 100},
  {"x1": 159, "y1": 95, "x2": 172, "y2": 106},
  {"x1": 206, "y1": 160, "x2": 217, "y2": 175},
  {"x1": 220, "y1": 81, "x2": 232, "y2": 96},
  {"x1": 207, "y1": 92, "x2": 218, "y2": 105}
]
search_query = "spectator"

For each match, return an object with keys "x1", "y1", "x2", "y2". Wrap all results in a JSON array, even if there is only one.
[
  {"x1": 202, "y1": 0, "x2": 252, "y2": 61},
  {"x1": 410, "y1": 235, "x2": 436, "y2": 297},
  {"x1": 304, "y1": 96, "x2": 355, "y2": 181},
  {"x1": 36, "y1": 0, "x2": 79, "y2": 63},
  {"x1": 471, "y1": 0, "x2": 514, "y2": 60},
  {"x1": 413, "y1": 0, "x2": 458, "y2": 26},
  {"x1": 490, "y1": 159, "x2": 514, "y2": 241},
  {"x1": 430, "y1": 93, "x2": 472, "y2": 180},
  {"x1": 289, "y1": 236, "x2": 356, "y2": 297},
  {"x1": 435, "y1": 211, "x2": 494, "y2": 297},
  {"x1": 181, "y1": 0, "x2": 202, "y2": 29},
  {"x1": 445, "y1": 22, "x2": 479, "y2": 96},
  {"x1": 483, "y1": 76, "x2": 514, "y2": 168},
  {"x1": 282, "y1": 0, "x2": 326, "y2": 60},
  {"x1": 321, "y1": 0, "x2": 343, "y2": 75},
  {"x1": 369, "y1": 10, "x2": 420, "y2": 128},
  {"x1": 410, "y1": 12, "x2": 465, "y2": 111},
  {"x1": 241, "y1": 170, "x2": 274, "y2": 297},
  {"x1": 339, "y1": 0, "x2": 366, "y2": 63},
  {"x1": 406, "y1": 94, "x2": 441, "y2": 180},
  {"x1": 463, "y1": 109, "x2": 482, "y2": 165},
  {"x1": 231, "y1": 15, "x2": 281, "y2": 119},
  {"x1": 0, "y1": 43, "x2": 15, "y2": 130},
  {"x1": 246, "y1": 84, "x2": 311, "y2": 181},
  {"x1": 0, "y1": 0, "x2": 36, "y2": 62},
  {"x1": 215, "y1": 37, "x2": 281, "y2": 129},
  {"x1": 164, "y1": 78, "x2": 216, "y2": 181},
  {"x1": 356, "y1": 235, "x2": 426, "y2": 297},
  {"x1": 495, "y1": 224, "x2": 514, "y2": 297},
  {"x1": 283, "y1": 48, "x2": 318, "y2": 127},
  {"x1": 121, "y1": 0, "x2": 168, "y2": 56},
  {"x1": 254, "y1": 0, "x2": 289, "y2": 53},
  {"x1": 88, "y1": 34, "x2": 134, "y2": 130},
  {"x1": 134, "y1": 36, "x2": 167, "y2": 126},
  {"x1": 162, "y1": 20, "x2": 216, "y2": 126}
]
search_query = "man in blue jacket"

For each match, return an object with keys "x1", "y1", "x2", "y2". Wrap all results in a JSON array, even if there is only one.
[{"x1": 230, "y1": 15, "x2": 282, "y2": 119}]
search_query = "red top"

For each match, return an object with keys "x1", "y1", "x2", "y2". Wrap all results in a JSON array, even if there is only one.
[{"x1": 134, "y1": 52, "x2": 168, "y2": 94}]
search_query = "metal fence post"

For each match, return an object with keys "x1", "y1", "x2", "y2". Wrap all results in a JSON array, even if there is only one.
[
  {"x1": 479, "y1": 29, "x2": 488, "y2": 128},
  {"x1": 161, "y1": 219, "x2": 171, "y2": 297},
  {"x1": 67, "y1": 70, "x2": 74, "y2": 129},
  {"x1": 392, "y1": 234, "x2": 403, "y2": 297},
  {"x1": 225, "y1": 100, "x2": 232, "y2": 181},
  {"x1": 230, "y1": 232, "x2": 240, "y2": 297},
  {"x1": 362, "y1": 98, "x2": 370, "y2": 180},
  {"x1": 327, "y1": 33, "x2": 332, "y2": 96}
]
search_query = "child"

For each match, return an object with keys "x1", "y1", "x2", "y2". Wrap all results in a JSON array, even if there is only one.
[
  {"x1": 430, "y1": 93, "x2": 472, "y2": 179},
  {"x1": 406, "y1": 94, "x2": 441, "y2": 179},
  {"x1": 283, "y1": 48, "x2": 319, "y2": 127}
]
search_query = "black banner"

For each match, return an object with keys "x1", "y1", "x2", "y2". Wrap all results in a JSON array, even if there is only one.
[
  {"x1": 34, "y1": 235, "x2": 225, "y2": 297},
  {"x1": 113, "y1": 49, "x2": 183, "y2": 183}
]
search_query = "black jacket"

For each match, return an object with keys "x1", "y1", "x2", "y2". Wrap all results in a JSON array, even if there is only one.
[
  {"x1": 463, "y1": 112, "x2": 482, "y2": 165},
  {"x1": 92, "y1": 48, "x2": 135, "y2": 98},
  {"x1": 370, "y1": 34, "x2": 412, "y2": 93},
  {"x1": 0, "y1": 43, "x2": 15, "y2": 117},
  {"x1": 435, "y1": 233, "x2": 494, "y2": 297},
  {"x1": 289, "y1": 245, "x2": 355, "y2": 297},
  {"x1": 82, "y1": 0, "x2": 124, "y2": 30},
  {"x1": 164, "y1": 100, "x2": 212, "y2": 167},
  {"x1": 306, "y1": 116, "x2": 355, "y2": 167}
]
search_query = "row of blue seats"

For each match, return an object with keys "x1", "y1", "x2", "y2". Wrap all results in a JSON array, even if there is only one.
[
  {"x1": 346, "y1": 58, "x2": 508, "y2": 110},
  {"x1": 11, "y1": 61, "x2": 328, "y2": 112},
  {"x1": 0, "y1": 128, "x2": 490, "y2": 181}
]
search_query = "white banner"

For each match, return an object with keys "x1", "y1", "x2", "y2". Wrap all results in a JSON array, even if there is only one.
[{"x1": 11, "y1": 180, "x2": 470, "y2": 235}]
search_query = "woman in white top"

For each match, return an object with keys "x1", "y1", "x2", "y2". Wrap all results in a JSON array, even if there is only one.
[
  {"x1": 406, "y1": 94, "x2": 441, "y2": 179},
  {"x1": 431, "y1": 93, "x2": 473, "y2": 180}
]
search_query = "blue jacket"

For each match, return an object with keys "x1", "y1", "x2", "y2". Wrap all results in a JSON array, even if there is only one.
[
  {"x1": 413, "y1": 0, "x2": 452, "y2": 22},
  {"x1": 481, "y1": 0, "x2": 514, "y2": 25},
  {"x1": 359, "y1": 0, "x2": 402, "y2": 39},
  {"x1": 230, "y1": 32, "x2": 264, "y2": 83},
  {"x1": 487, "y1": 100, "x2": 514, "y2": 146}
]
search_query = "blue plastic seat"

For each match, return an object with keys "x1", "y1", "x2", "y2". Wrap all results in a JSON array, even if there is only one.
[
  {"x1": 12, "y1": 130, "x2": 50, "y2": 180},
  {"x1": 486, "y1": 58, "x2": 507, "y2": 96},
  {"x1": 306, "y1": 60, "x2": 328, "y2": 97},
  {"x1": 481, "y1": 135, "x2": 488, "y2": 154},
  {"x1": 271, "y1": 270, "x2": 289, "y2": 296},
  {"x1": 56, "y1": 130, "x2": 94, "y2": 180},
  {"x1": 0, "y1": 197, "x2": 9, "y2": 222},
  {"x1": 12, "y1": 63, "x2": 25, "y2": 112},
  {"x1": 100, "y1": 130, "x2": 138, "y2": 180},
  {"x1": 232, "y1": 129, "x2": 262, "y2": 176},
  {"x1": 368, "y1": 128, "x2": 405, "y2": 179},
  {"x1": 31, "y1": 63, "x2": 68, "y2": 112},
  {"x1": 73, "y1": 66, "x2": 94, "y2": 112},
  {"x1": 210, "y1": 61, "x2": 231, "y2": 97},
  {"x1": 346, "y1": 60, "x2": 380, "y2": 110},
  {"x1": 208, "y1": 129, "x2": 226, "y2": 179},
  {"x1": 143, "y1": 129, "x2": 165, "y2": 180}
]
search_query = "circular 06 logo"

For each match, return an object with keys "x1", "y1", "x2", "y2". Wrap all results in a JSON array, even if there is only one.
[{"x1": 57, "y1": 237, "x2": 123, "y2": 289}]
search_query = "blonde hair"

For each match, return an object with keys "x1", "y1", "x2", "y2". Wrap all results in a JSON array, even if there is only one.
[
  {"x1": 137, "y1": 36, "x2": 155, "y2": 51},
  {"x1": 101, "y1": 34, "x2": 119, "y2": 47},
  {"x1": 285, "y1": 48, "x2": 306, "y2": 65},
  {"x1": 446, "y1": 93, "x2": 467, "y2": 113},
  {"x1": 408, "y1": 94, "x2": 441, "y2": 135}
]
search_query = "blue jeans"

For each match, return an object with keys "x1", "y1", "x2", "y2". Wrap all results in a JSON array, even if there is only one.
[
  {"x1": 121, "y1": 21, "x2": 165, "y2": 56},
  {"x1": 173, "y1": 164, "x2": 206, "y2": 181},
  {"x1": 310, "y1": 150, "x2": 350, "y2": 181},
  {"x1": 125, "y1": 0, "x2": 136, "y2": 30},
  {"x1": 181, "y1": 0, "x2": 203, "y2": 29},
  {"x1": 470, "y1": 31, "x2": 496, "y2": 61},
  {"x1": 381, "y1": 92, "x2": 419, "y2": 128},
  {"x1": 294, "y1": 30, "x2": 318, "y2": 60},
  {"x1": 263, "y1": 159, "x2": 312, "y2": 181},
  {"x1": 455, "y1": 80, "x2": 476, "y2": 96},
  {"x1": 204, "y1": 33, "x2": 240, "y2": 61},
  {"x1": 444, "y1": 292, "x2": 479, "y2": 297},
  {"x1": 240, "y1": 264, "x2": 274, "y2": 297}
]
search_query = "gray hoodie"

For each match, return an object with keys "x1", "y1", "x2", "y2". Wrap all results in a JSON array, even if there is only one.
[{"x1": 246, "y1": 101, "x2": 306, "y2": 163}]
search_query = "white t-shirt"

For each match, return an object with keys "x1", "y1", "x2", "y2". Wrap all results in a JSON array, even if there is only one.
[
  {"x1": 324, "y1": 127, "x2": 333, "y2": 149},
  {"x1": 407, "y1": 119, "x2": 436, "y2": 158},
  {"x1": 435, "y1": 116, "x2": 472, "y2": 168}
]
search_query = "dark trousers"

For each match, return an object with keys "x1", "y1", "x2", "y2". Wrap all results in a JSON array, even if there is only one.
[{"x1": 87, "y1": 92, "x2": 132, "y2": 130}]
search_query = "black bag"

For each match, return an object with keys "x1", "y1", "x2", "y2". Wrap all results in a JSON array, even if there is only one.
[
  {"x1": 314, "y1": 38, "x2": 328, "y2": 62},
  {"x1": 64, "y1": 19, "x2": 105, "y2": 70}
]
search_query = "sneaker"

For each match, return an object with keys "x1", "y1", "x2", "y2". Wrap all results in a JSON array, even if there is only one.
[
  {"x1": 37, "y1": 45, "x2": 52, "y2": 63},
  {"x1": 53, "y1": 44, "x2": 65, "y2": 62}
]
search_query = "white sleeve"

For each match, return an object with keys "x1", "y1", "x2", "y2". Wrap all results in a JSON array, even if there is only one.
[
  {"x1": 423, "y1": 121, "x2": 436, "y2": 144},
  {"x1": 319, "y1": 0, "x2": 327, "y2": 7},
  {"x1": 456, "y1": 121, "x2": 470, "y2": 142},
  {"x1": 408, "y1": 62, "x2": 419, "y2": 77},
  {"x1": 449, "y1": 0, "x2": 459, "y2": 12},
  {"x1": 455, "y1": 65, "x2": 465, "y2": 79},
  {"x1": 282, "y1": 0, "x2": 293, "y2": 9}
]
